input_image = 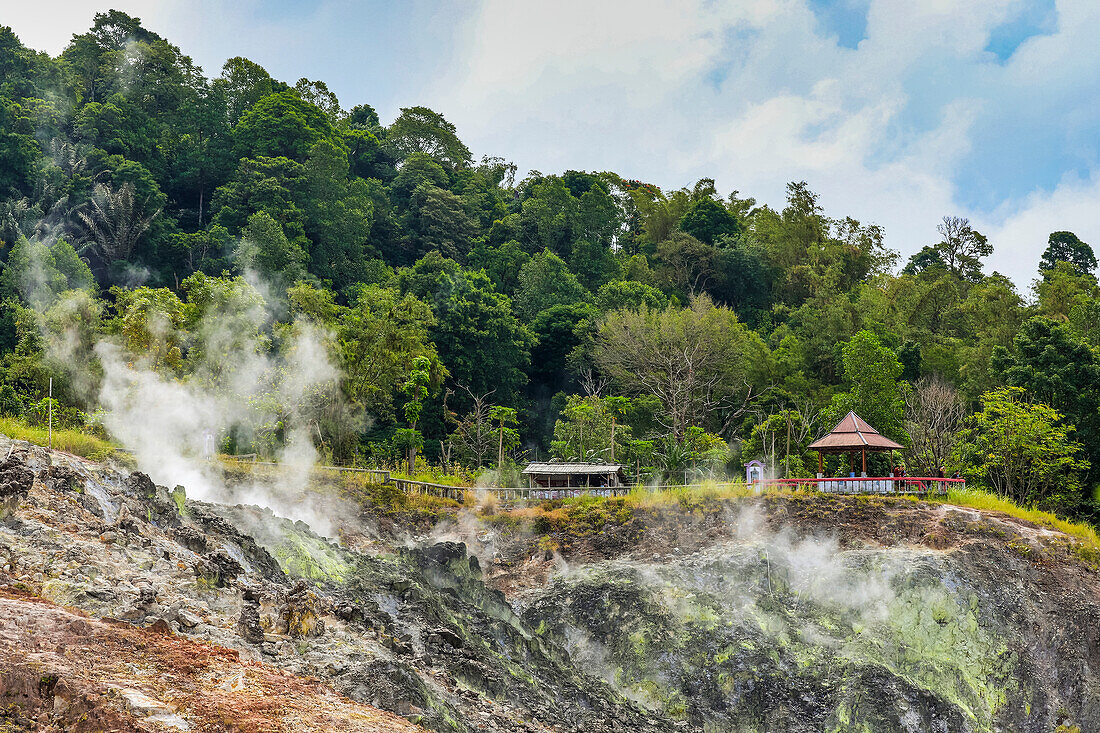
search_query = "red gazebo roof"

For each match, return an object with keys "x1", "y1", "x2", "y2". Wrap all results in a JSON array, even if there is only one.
[{"x1": 808, "y1": 411, "x2": 904, "y2": 453}]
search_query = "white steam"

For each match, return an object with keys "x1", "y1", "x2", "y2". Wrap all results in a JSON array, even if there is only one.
[{"x1": 31, "y1": 261, "x2": 350, "y2": 537}]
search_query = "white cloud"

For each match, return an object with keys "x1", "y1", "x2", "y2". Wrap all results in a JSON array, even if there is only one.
[
  {"x1": 428, "y1": 0, "x2": 1100, "y2": 287},
  {"x1": 980, "y1": 171, "x2": 1100, "y2": 285},
  {"x1": 1, "y1": 1, "x2": 181, "y2": 56}
]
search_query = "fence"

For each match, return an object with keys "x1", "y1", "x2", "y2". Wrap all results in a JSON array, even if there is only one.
[
  {"x1": 219, "y1": 456, "x2": 391, "y2": 484},
  {"x1": 362, "y1": 476, "x2": 967, "y2": 502},
  {"x1": 757, "y1": 476, "x2": 964, "y2": 495},
  {"x1": 194, "y1": 455, "x2": 966, "y2": 502}
]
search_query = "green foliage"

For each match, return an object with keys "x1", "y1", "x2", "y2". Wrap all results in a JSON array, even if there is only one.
[
  {"x1": 424, "y1": 266, "x2": 532, "y2": 406},
  {"x1": 595, "y1": 280, "x2": 668, "y2": 313},
  {"x1": 992, "y1": 317, "x2": 1100, "y2": 482},
  {"x1": 236, "y1": 210, "x2": 308, "y2": 284},
  {"x1": 386, "y1": 106, "x2": 471, "y2": 169},
  {"x1": 110, "y1": 285, "x2": 186, "y2": 371},
  {"x1": 1040, "y1": 231, "x2": 1096, "y2": 276},
  {"x1": 827, "y1": 330, "x2": 907, "y2": 444},
  {"x1": 514, "y1": 249, "x2": 587, "y2": 321},
  {"x1": 489, "y1": 405, "x2": 519, "y2": 466},
  {"x1": 954, "y1": 387, "x2": 1088, "y2": 510},
  {"x1": 0, "y1": 238, "x2": 95, "y2": 307},
  {"x1": 0, "y1": 384, "x2": 22, "y2": 415},
  {"x1": 1034, "y1": 261, "x2": 1098, "y2": 321},
  {"x1": 217, "y1": 57, "x2": 275, "y2": 125},
  {"x1": 551, "y1": 395, "x2": 632, "y2": 463},
  {"x1": 402, "y1": 356, "x2": 432, "y2": 428},
  {"x1": 325, "y1": 284, "x2": 440, "y2": 422},
  {"x1": 528, "y1": 302, "x2": 595, "y2": 389},
  {"x1": 654, "y1": 427, "x2": 730, "y2": 482},
  {"x1": 679, "y1": 197, "x2": 741, "y2": 245},
  {"x1": 592, "y1": 295, "x2": 770, "y2": 439},
  {"x1": 234, "y1": 90, "x2": 336, "y2": 162}
]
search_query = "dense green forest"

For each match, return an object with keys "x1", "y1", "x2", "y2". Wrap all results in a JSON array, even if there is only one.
[{"x1": 1, "y1": 12, "x2": 1098, "y2": 520}]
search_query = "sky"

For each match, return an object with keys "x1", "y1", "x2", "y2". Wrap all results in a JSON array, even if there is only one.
[{"x1": 5, "y1": 0, "x2": 1100, "y2": 288}]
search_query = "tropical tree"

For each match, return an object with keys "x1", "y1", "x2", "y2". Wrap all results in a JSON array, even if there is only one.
[
  {"x1": 77, "y1": 182, "x2": 161, "y2": 263},
  {"x1": 514, "y1": 249, "x2": 586, "y2": 321},
  {"x1": 1039, "y1": 231, "x2": 1097, "y2": 275},
  {"x1": 550, "y1": 395, "x2": 631, "y2": 463},
  {"x1": 592, "y1": 295, "x2": 770, "y2": 438},
  {"x1": 931, "y1": 216, "x2": 991, "y2": 282},
  {"x1": 386, "y1": 106, "x2": 471, "y2": 169},
  {"x1": 827, "y1": 330, "x2": 907, "y2": 444},
  {"x1": 489, "y1": 405, "x2": 519, "y2": 467},
  {"x1": 397, "y1": 356, "x2": 432, "y2": 475},
  {"x1": 954, "y1": 387, "x2": 1088, "y2": 510},
  {"x1": 236, "y1": 210, "x2": 308, "y2": 284},
  {"x1": 992, "y1": 317, "x2": 1100, "y2": 480}
]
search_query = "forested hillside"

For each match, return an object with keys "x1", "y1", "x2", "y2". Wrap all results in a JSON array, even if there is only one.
[{"x1": 1, "y1": 12, "x2": 1098, "y2": 521}]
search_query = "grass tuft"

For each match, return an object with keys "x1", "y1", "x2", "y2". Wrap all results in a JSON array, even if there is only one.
[
  {"x1": 942, "y1": 486, "x2": 1100, "y2": 549},
  {"x1": 0, "y1": 415, "x2": 118, "y2": 461}
]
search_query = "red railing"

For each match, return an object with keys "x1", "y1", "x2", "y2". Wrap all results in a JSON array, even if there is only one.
[{"x1": 754, "y1": 476, "x2": 964, "y2": 494}]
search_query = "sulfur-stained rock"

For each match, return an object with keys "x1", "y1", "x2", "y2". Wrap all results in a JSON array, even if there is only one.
[
  {"x1": 0, "y1": 456, "x2": 34, "y2": 519},
  {"x1": 275, "y1": 580, "x2": 325, "y2": 639}
]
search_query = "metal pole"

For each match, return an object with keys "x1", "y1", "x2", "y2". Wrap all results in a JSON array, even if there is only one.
[{"x1": 48, "y1": 377, "x2": 53, "y2": 451}]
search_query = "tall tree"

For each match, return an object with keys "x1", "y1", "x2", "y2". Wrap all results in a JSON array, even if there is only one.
[
  {"x1": 514, "y1": 249, "x2": 586, "y2": 321},
  {"x1": 955, "y1": 387, "x2": 1088, "y2": 510},
  {"x1": 932, "y1": 216, "x2": 991, "y2": 282},
  {"x1": 234, "y1": 91, "x2": 335, "y2": 162},
  {"x1": 591, "y1": 295, "x2": 770, "y2": 438},
  {"x1": 827, "y1": 330, "x2": 907, "y2": 444},
  {"x1": 679, "y1": 197, "x2": 741, "y2": 245},
  {"x1": 992, "y1": 317, "x2": 1100, "y2": 483},
  {"x1": 385, "y1": 106, "x2": 471, "y2": 169},
  {"x1": 397, "y1": 356, "x2": 432, "y2": 475},
  {"x1": 1039, "y1": 231, "x2": 1097, "y2": 276}
]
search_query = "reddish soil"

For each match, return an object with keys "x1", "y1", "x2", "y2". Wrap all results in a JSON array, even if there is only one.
[{"x1": 0, "y1": 587, "x2": 424, "y2": 733}]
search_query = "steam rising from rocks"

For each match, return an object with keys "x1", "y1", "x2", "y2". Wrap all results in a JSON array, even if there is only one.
[{"x1": 34, "y1": 270, "x2": 347, "y2": 537}]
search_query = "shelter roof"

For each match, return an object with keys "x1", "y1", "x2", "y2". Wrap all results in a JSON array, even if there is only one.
[
  {"x1": 807, "y1": 411, "x2": 904, "y2": 453},
  {"x1": 523, "y1": 462, "x2": 625, "y2": 475}
]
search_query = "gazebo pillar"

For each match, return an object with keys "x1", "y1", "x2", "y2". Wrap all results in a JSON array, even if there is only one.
[
  {"x1": 861, "y1": 449, "x2": 867, "y2": 476},
  {"x1": 817, "y1": 451, "x2": 823, "y2": 477}
]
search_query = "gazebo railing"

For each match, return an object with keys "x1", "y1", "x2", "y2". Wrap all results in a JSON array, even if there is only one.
[{"x1": 757, "y1": 476, "x2": 964, "y2": 495}]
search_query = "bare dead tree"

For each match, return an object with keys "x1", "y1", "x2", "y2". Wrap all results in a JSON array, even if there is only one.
[
  {"x1": 77, "y1": 182, "x2": 161, "y2": 263},
  {"x1": 578, "y1": 368, "x2": 608, "y2": 397},
  {"x1": 449, "y1": 383, "x2": 497, "y2": 468},
  {"x1": 903, "y1": 375, "x2": 965, "y2": 475}
]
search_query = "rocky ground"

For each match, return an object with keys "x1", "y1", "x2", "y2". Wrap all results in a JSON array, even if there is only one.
[
  {"x1": 0, "y1": 439, "x2": 677, "y2": 732},
  {"x1": 2, "y1": 438, "x2": 1100, "y2": 732},
  {"x1": 0, "y1": 587, "x2": 422, "y2": 733}
]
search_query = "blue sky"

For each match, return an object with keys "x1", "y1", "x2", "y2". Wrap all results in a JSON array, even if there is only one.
[{"x1": 7, "y1": 0, "x2": 1100, "y2": 287}]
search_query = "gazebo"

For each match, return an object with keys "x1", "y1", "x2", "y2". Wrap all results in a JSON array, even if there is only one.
[{"x1": 808, "y1": 411, "x2": 904, "y2": 477}]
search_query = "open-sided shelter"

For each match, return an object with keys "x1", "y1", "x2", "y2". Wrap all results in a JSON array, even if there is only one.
[
  {"x1": 807, "y1": 411, "x2": 904, "y2": 476},
  {"x1": 522, "y1": 462, "x2": 627, "y2": 489}
]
